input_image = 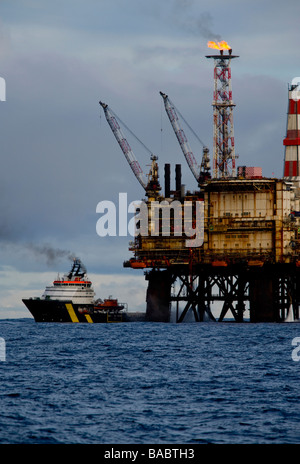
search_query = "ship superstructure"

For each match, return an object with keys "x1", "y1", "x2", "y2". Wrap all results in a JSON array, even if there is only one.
[{"x1": 41, "y1": 258, "x2": 95, "y2": 305}]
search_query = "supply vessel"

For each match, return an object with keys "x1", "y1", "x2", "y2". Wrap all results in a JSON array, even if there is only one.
[{"x1": 22, "y1": 258, "x2": 129, "y2": 323}]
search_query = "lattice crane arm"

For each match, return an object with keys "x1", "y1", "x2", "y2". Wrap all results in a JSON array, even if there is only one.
[
  {"x1": 99, "y1": 101, "x2": 148, "y2": 190},
  {"x1": 160, "y1": 92, "x2": 210, "y2": 184}
]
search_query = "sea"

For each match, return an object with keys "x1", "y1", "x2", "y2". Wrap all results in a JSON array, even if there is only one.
[{"x1": 0, "y1": 318, "x2": 300, "y2": 447}]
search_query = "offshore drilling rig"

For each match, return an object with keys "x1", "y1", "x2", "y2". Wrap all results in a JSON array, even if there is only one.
[{"x1": 100, "y1": 41, "x2": 300, "y2": 323}]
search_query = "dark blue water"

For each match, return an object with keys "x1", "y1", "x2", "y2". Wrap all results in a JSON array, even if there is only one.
[{"x1": 0, "y1": 318, "x2": 300, "y2": 444}]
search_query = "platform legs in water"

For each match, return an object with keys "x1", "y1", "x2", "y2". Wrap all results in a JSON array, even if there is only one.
[
  {"x1": 144, "y1": 265, "x2": 300, "y2": 322},
  {"x1": 145, "y1": 270, "x2": 172, "y2": 322}
]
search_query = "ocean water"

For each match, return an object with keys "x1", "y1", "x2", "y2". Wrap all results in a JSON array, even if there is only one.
[{"x1": 0, "y1": 318, "x2": 300, "y2": 445}]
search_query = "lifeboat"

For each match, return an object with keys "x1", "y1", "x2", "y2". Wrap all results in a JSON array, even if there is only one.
[
  {"x1": 212, "y1": 260, "x2": 227, "y2": 267},
  {"x1": 129, "y1": 259, "x2": 147, "y2": 269},
  {"x1": 94, "y1": 296, "x2": 125, "y2": 311}
]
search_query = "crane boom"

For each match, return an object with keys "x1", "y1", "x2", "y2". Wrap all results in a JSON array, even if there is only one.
[
  {"x1": 99, "y1": 101, "x2": 148, "y2": 190},
  {"x1": 160, "y1": 92, "x2": 210, "y2": 184}
]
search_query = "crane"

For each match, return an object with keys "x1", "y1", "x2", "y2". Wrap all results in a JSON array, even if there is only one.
[
  {"x1": 160, "y1": 92, "x2": 210, "y2": 185},
  {"x1": 99, "y1": 101, "x2": 160, "y2": 197}
]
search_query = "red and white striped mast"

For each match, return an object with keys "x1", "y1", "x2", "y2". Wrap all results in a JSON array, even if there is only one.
[
  {"x1": 283, "y1": 80, "x2": 300, "y2": 186},
  {"x1": 206, "y1": 41, "x2": 238, "y2": 179}
]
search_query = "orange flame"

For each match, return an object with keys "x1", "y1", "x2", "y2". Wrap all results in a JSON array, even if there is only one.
[{"x1": 207, "y1": 40, "x2": 231, "y2": 50}]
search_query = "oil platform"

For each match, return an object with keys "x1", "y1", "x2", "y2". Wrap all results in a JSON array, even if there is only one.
[{"x1": 100, "y1": 41, "x2": 300, "y2": 323}]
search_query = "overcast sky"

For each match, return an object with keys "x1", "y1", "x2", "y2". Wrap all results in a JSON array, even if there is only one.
[{"x1": 0, "y1": 0, "x2": 299, "y2": 318}]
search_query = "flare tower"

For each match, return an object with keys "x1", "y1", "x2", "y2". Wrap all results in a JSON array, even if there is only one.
[{"x1": 206, "y1": 48, "x2": 238, "y2": 178}]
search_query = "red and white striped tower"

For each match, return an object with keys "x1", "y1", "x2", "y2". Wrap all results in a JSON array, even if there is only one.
[{"x1": 283, "y1": 82, "x2": 300, "y2": 184}]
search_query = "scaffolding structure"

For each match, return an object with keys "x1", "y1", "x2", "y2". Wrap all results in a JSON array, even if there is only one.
[{"x1": 206, "y1": 49, "x2": 238, "y2": 179}]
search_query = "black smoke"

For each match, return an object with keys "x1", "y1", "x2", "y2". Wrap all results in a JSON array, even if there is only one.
[
  {"x1": 26, "y1": 243, "x2": 76, "y2": 266},
  {"x1": 172, "y1": 1, "x2": 221, "y2": 41}
]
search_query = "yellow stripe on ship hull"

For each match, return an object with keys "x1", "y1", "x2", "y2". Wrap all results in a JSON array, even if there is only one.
[
  {"x1": 65, "y1": 303, "x2": 79, "y2": 323},
  {"x1": 85, "y1": 314, "x2": 93, "y2": 323}
]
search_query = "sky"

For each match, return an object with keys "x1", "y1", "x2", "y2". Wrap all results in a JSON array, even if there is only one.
[{"x1": 0, "y1": 0, "x2": 299, "y2": 318}]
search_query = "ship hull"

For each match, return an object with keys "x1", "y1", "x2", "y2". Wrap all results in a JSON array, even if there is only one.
[{"x1": 22, "y1": 299, "x2": 129, "y2": 323}]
